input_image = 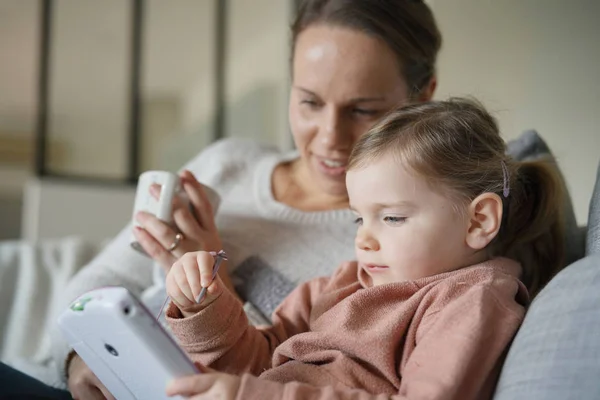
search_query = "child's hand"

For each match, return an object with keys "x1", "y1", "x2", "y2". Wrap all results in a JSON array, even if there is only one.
[
  {"x1": 166, "y1": 251, "x2": 224, "y2": 317},
  {"x1": 166, "y1": 369, "x2": 240, "y2": 400}
]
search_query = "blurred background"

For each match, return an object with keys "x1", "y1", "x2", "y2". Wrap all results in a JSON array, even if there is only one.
[{"x1": 0, "y1": 0, "x2": 598, "y2": 244}]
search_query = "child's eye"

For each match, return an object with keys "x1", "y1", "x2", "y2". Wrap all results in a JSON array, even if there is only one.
[
  {"x1": 383, "y1": 216, "x2": 406, "y2": 225},
  {"x1": 353, "y1": 217, "x2": 363, "y2": 225}
]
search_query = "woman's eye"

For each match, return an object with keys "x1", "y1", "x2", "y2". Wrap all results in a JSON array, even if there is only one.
[
  {"x1": 353, "y1": 217, "x2": 363, "y2": 225},
  {"x1": 301, "y1": 99, "x2": 320, "y2": 108},
  {"x1": 383, "y1": 216, "x2": 406, "y2": 225},
  {"x1": 352, "y1": 108, "x2": 378, "y2": 116}
]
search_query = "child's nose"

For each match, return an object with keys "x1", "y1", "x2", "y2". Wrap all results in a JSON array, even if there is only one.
[{"x1": 355, "y1": 230, "x2": 380, "y2": 252}]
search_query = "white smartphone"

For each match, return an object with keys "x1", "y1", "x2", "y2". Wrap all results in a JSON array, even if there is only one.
[{"x1": 57, "y1": 287, "x2": 199, "y2": 400}]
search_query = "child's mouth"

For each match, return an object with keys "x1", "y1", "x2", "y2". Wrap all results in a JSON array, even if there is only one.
[{"x1": 364, "y1": 264, "x2": 389, "y2": 272}]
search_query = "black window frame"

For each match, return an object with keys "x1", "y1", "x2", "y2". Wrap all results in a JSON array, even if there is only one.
[{"x1": 35, "y1": 0, "x2": 229, "y2": 186}]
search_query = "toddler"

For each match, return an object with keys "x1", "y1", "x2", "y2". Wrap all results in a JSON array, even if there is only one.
[{"x1": 163, "y1": 98, "x2": 565, "y2": 400}]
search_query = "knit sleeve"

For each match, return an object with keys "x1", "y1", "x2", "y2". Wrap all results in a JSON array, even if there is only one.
[{"x1": 166, "y1": 275, "x2": 328, "y2": 376}]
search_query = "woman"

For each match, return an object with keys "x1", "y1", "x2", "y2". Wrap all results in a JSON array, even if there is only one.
[{"x1": 0, "y1": 1, "x2": 441, "y2": 399}]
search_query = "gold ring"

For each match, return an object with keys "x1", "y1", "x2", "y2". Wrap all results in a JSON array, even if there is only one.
[{"x1": 167, "y1": 233, "x2": 184, "y2": 252}]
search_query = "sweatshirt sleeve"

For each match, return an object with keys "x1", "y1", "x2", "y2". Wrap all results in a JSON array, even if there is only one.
[
  {"x1": 226, "y1": 280, "x2": 526, "y2": 400},
  {"x1": 166, "y1": 275, "x2": 328, "y2": 376}
]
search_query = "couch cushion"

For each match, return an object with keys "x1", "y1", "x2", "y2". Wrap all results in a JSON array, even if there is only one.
[
  {"x1": 506, "y1": 130, "x2": 585, "y2": 264},
  {"x1": 586, "y1": 161, "x2": 600, "y2": 255},
  {"x1": 493, "y1": 254, "x2": 600, "y2": 400}
]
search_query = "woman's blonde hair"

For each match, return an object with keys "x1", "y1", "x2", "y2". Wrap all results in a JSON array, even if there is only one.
[{"x1": 348, "y1": 98, "x2": 566, "y2": 296}]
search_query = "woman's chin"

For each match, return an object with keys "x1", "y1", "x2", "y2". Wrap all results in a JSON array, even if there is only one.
[{"x1": 315, "y1": 179, "x2": 348, "y2": 200}]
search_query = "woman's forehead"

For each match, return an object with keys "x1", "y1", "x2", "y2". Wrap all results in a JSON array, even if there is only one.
[{"x1": 292, "y1": 25, "x2": 408, "y2": 97}]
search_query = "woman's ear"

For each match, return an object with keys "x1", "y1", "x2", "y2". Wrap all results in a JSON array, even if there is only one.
[
  {"x1": 418, "y1": 76, "x2": 437, "y2": 102},
  {"x1": 465, "y1": 193, "x2": 503, "y2": 250}
]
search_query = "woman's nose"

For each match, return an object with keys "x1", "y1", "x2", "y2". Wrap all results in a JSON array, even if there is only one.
[
  {"x1": 319, "y1": 109, "x2": 350, "y2": 149},
  {"x1": 355, "y1": 229, "x2": 380, "y2": 251}
]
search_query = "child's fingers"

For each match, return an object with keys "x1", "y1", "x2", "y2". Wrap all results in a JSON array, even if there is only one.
[
  {"x1": 194, "y1": 362, "x2": 212, "y2": 373},
  {"x1": 206, "y1": 276, "x2": 222, "y2": 295},
  {"x1": 166, "y1": 273, "x2": 194, "y2": 309},
  {"x1": 166, "y1": 375, "x2": 211, "y2": 397},
  {"x1": 196, "y1": 251, "x2": 217, "y2": 288},
  {"x1": 182, "y1": 256, "x2": 202, "y2": 300},
  {"x1": 174, "y1": 264, "x2": 195, "y2": 303}
]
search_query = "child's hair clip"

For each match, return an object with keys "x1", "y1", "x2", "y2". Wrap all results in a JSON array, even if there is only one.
[{"x1": 501, "y1": 160, "x2": 510, "y2": 198}]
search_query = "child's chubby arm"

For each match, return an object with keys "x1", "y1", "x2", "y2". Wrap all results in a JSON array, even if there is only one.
[{"x1": 164, "y1": 251, "x2": 324, "y2": 376}]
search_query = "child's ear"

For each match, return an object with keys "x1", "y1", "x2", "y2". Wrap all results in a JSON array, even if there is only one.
[{"x1": 465, "y1": 193, "x2": 503, "y2": 250}]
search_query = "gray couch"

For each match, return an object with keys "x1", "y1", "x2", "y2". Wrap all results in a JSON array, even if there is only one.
[{"x1": 494, "y1": 133, "x2": 600, "y2": 399}]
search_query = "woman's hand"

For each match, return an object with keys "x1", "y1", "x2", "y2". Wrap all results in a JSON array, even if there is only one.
[
  {"x1": 166, "y1": 364, "x2": 240, "y2": 400},
  {"x1": 132, "y1": 170, "x2": 221, "y2": 272},
  {"x1": 68, "y1": 353, "x2": 116, "y2": 400},
  {"x1": 166, "y1": 251, "x2": 225, "y2": 317}
]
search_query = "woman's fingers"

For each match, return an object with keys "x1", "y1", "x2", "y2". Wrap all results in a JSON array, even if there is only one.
[
  {"x1": 132, "y1": 225, "x2": 176, "y2": 272},
  {"x1": 134, "y1": 171, "x2": 224, "y2": 273},
  {"x1": 135, "y1": 211, "x2": 189, "y2": 256},
  {"x1": 72, "y1": 385, "x2": 105, "y2": 400},
  {"x1": 149, "y1": 183, "x2": 161, "y2": 200},
  {"x1": 68, "y1": 358, "x2": 112, "y2": 400},
  {"x1": 180, "y1": 170, "x2": 216, "y2": 231},
  {"x1": 136, "y1": 212, "x2": 177, "y2": 246},
  {"x1": 172, "y1": 195, "x2": 204, "y2": 245},
  {"x1": 93, "y1": 376, "x2": 116, "y2": 400},
  {"x1": 149, "y1": 181, "x2": 197, "y2": 241}
]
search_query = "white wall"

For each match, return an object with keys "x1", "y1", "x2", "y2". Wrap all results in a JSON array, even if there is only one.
[
  {"x1": 3, "y1": 1, "x2": 598, "y2": 241},
  {"x1": 22, "y1": 178, "x2": 135, "y2": 243},
  {"x1": 430, "y1": 0, "x2": 600, "y2": 224}
]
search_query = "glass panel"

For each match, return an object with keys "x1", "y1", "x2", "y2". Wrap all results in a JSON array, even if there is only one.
[
  {"x1": 141, "y1": 0, "x2": 216, "y2": 173},
  {"x1": 46, "y1": 0, "x2": 130, "y2": 179},
  {"x1": 0, "y1": 0, "x2": 39, "y2": 240},
  {"x1": 0, "y1": 0, "x2": 38, "y2": 169},
  {"x1": 225, "y1": 0, "x2": 292, "y2": 149}
]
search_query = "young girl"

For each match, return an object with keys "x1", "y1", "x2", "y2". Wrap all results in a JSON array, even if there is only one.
[{"x1": 162, "y1": 98, "x2": 565, "y2": 400}]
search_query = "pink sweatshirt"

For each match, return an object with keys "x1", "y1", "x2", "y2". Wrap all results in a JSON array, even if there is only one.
[{"x1": 166, "y1": 258, "x2": 528, "y2": 400}]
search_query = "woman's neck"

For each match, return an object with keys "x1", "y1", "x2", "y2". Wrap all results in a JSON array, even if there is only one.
[{"x1": 272, "y1": 158, "x2": 349, "y2": 212}]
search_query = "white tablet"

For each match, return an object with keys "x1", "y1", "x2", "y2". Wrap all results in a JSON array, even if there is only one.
[{"x1": 57, "y1": 286, "x2": 199, "y2": 400}]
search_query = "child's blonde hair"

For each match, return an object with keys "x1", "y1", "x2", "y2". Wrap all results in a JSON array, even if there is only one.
[{"x1": 348, "y1": 98, "x2": 566, "y2": 296}]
